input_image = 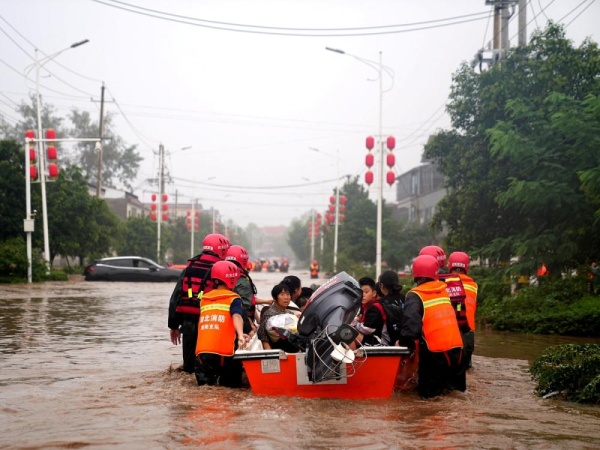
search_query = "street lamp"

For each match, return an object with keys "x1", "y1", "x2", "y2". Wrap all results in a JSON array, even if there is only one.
[
  {"x1": 27, "y1": 39, "x2": 89, "y2": 273},
  {"x1": 326, "y1": 47, "x2": 395, "y2": 278},
  {"x1": 309, "y1": 147, "x2": 342, "y2": 273}
]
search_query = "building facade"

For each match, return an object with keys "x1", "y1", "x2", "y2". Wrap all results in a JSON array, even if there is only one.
[{"x1": 393, "y1": 163, "x2": 446, "y2": 224}]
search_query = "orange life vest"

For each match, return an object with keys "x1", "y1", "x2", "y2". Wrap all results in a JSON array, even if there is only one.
[
  {"x1": 410, "y1": 281, "x2": 463, "y2": 353},
  {"x1": 310, "y1": 263, "x2": 319, "y2": 275},
  {"x1": 195, "y1": 288, "x2": 239, "y2": 357},
  {"x1": 457, "y1": 273, "x2": 478, "y2": 331}
]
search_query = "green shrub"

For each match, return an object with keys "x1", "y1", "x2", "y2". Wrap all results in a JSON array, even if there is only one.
[{"x1": 530, "y1": 344, "x2": 600, "y2": 404}]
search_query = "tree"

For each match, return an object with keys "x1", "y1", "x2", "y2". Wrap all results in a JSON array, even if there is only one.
[
  {"x1": 0, "y1": 95, "x2": 67, "y2": 143},
  {"x1": 117, "y1": 216, "x2": 167, "y2": 261},
  {"x1": 68, "y1": 109, "x2": 142, "y2": 191},
  {"x1": 45, "y1": 166, "x2": 121, "y2": 265},
  {"x1": 424, "y1": 24, "x2": 600, "y2": 274},
  {"x1": 0, "y1": 140, "x2": 26, "y2": 241}
]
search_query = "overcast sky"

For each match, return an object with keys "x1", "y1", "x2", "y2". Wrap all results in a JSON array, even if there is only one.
[{"x1": 2, "y1": 0, "x2": 599, "y2": 227}]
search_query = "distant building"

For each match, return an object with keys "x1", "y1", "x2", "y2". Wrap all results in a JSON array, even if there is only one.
[
  {"x1": 393, "y1": 163, "x2": 446, "y2": 225},
  {"x1": 105, "y1": 192, "x2": 146, "y2": 220}
]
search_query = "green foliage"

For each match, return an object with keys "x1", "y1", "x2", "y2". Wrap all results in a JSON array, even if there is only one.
[
  {"x1": 0, "y1": 140, "x2": 26, "y2": 241},
  {"x1": 46, "y1": 166, "x2": 120, "y2": 263},
  {"x1": 477, "y1": 277, "x2": 600, "y2": 336},
  {"x1": 530, "y1": 344, "x2": 600, "y2": 404},
  {"x1": 0, "y1": 237, "x2": 46, "y2": 283},
  {"x1": 68, "y1": 109, "x2": 142, "y2": 191},
  {"x1": 424, "y1": 24, "x2": 600, "y2": 269},
  {"x1": 117, "y1": 216, "x2": 163, "y2": 261}
]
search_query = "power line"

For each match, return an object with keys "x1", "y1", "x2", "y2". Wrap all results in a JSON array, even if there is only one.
[{"x1": 90, "y1": 0, "x2": 491, "y2": 37}]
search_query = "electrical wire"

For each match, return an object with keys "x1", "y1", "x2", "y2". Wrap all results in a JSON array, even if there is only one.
[
  {"x1": 560, "y1": 0, "x2": 596, "y2": 27},
  {"x1": 90, "y1": 0, "x2": 491, "y2": 37}
]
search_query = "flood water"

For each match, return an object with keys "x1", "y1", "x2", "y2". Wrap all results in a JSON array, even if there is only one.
[{"x1": 1, "y1": 270, "x2": 600, "y2": 449}]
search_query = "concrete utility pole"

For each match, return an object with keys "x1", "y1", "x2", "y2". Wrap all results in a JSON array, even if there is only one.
[
  {"x1": 518, "y1": 0, "x2": 527, "y2": 47},
  {"x1": 156, "y1": 143, "x2": 165, "y2": 263},
  {"x1": 96, "y1": 83, "x2": 105, "y2": 198}
]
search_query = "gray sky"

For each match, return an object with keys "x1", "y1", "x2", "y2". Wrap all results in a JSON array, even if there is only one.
[{"x1": 2, "y1": 0, "x2": 599, "y2": 227}]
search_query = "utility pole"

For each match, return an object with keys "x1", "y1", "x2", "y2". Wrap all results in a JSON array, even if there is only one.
[
  {"x1": 518, "y1": 0, "x2": 527, "y2": 47},
  {"x1": 310, "y1": 209, "x2": 315, "y2": 262},
  {"x1": 156, "y1": 143, "x2": 165, "y2": 263},
  {"x1": 474, "y1": 1, "x2": 518, "y2": 70},
  {"x1": 96, "y1": 83, "x2": 105, "y2": 197}
]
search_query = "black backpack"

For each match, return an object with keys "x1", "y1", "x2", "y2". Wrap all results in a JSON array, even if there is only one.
[{"x1": 372, "y1": 298, "x2": 403, "y2": 345}]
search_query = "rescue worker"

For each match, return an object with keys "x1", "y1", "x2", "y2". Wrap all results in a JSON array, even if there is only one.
[
  {"x1": 419, "y1": 245, "x2": 448, "y2": 273},
  {"x1": 400, "y1": 255, "x2": 466, "y2": 398},
  {"x1": 310, "y1": 260, "x2": 320, "y2": 279},
  {"x1": 225, "y1": 244, "x2": 260, "y2": 335},
  {"x1": 194, "y1": 260, "x2": 246, "y2": 387},
  {"x1": 167, "y1": 233, "x2": 230, "y2": 373},
  {"x1": 447, "y1": 251, "x2": 478, "y2": 368}
]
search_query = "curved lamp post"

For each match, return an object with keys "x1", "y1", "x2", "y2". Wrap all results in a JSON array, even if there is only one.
[
  {"x1": 325, "y1": 47, "x2": 395, "y2": 278},
  {"x1": 26, "y1": 39, "x2": 89, "y2": 273}
]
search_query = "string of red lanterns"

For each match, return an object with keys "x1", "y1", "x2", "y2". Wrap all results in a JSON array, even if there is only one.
[{"x1": 364, "y1": 135, "x2": 396, "y2": 187}]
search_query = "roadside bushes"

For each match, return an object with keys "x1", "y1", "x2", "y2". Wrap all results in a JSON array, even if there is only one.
[
  {"x1": 477, "y1": 277, "x2": 600, "y2": 337},
  {"x1": 0, "y1": 237, "x2": 68, "y2": 282},
  {"x1": 530, "y1": 344, "x2": 600, "y2": 404}
]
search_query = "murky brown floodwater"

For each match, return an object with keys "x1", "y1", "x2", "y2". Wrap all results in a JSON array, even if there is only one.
[{"x1": 1, "y1": 270, "x2": 599, "y2": 450}]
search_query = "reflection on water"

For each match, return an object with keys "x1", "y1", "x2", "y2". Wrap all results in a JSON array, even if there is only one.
[{"x1": 1, "y1": 273, "x2": 599, "y2": 449}]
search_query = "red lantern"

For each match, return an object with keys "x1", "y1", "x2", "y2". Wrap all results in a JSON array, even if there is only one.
[
  {"x1": 365, "y1": 170, "x2": 374, "y2": 186},
  {"x1": 186, "y1": 216, "x2": 191, "y2": 224},
  {"x1": 386, "y1": 153, "x2": 395, "y2": 168},
  {"x1": 25, "y1": 130, "x2": 35, "y2": 139},
  {"x1": 48, "y1": 163, "x2": 59, "y2": 179},
  {"x1": 339, "y1": 204, "x2": 346, "y2": 213},
  {"x1": 187, "y1": 210, "x2": 191, "y2": 216},
  {"x1": 194, "y1": 224, "x2": 199, "y2": 231},
  {"x1": 328, "y1": 204, "x2": 335, "y2": 213},
  {"x1": 45, "y1": 129, "x2": 56, "y2": 142},
  {"x1": 386, "y1": 171, "x2": 396, "y2": 186},
  {"x1": 195, "y1": 211, "x2": 199, "y2": 217},
  {"x1": 47, "y1": 146, "x2": 57, "y2": 161},
  {"x1": 162, "y1": 204, "x2": 168, "y2": 212},
  {"x1": 151, "y1": 193, "x2": 157, "y2": 202},
  {"x1": 329, "y1": 195, "x2": 335, "y2": 204},
  {"x1": 162, "y1": 194, "x2": 168, "y2": 202},
  {"x1": 386, "y1": 136, "x2": 395, "y2": 150},
  {"x1": 366, "y1": 136, "x2": 375, "y2": 150},
  {"x1": 29, "y1": 148, "x2": 37, "y2": 163},
  {"x1": 150, "y1": 212, "x2": 157, "y2": 221},
  {"x1": 150, "y1": 203, "x2": 157, "y2": 211},
  {"x1": 162, "y1": 213, "x2": 169, "y2": 221},
  {"x1": 340, "y1": 195, "x2": 347, "y2": 204},
  {"x1": 30, "y1": 165, "x2": 38, "y2": 180},
  {"x1": 316, "y1": 213, "x2": 322, "y2": 219},
  {"x1": 365, "y1": 153, "x2": 374, "y2": 168}
]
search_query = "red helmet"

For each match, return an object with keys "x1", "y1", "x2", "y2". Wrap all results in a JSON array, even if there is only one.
[
  {"x1": 211, "y1": 260, "x2": 240, "y2": 290},
  {"x1": 412, "y1": 255, "x2": 439, "y2": 280},
  {"x1": 419, "y1": 245, "x2": 446, "y2": 269},
  {"x1": 226, "y1": 245, "x2": 250, "y2": 270},
  {"x1": 202, "y1": 233, "x2": 230, "y2": 260},
  {"x1": 448, "y1": 251, "x2": 470, "y2": 274}
]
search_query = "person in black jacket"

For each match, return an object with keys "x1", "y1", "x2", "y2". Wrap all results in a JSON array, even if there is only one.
[{"x1": 168, "y1": 233, "x2": 230, "y2": 373}]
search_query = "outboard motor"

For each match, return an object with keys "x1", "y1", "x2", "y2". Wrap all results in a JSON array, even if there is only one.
[{"x1": 298, "y1": 272, "x2": 362, "y2": 382}]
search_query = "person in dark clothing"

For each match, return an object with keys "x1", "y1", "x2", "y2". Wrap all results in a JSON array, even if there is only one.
[
  {"x1": 168, "y1": 233, "x2": 230, "y2": 373},
  {"x1": 280, "y1": 275, "x2": 302, "y2": 303},
  {"x1": 400, "y1": 255, "x2": 466, "y2": 399},
  {"x1": 225, "y1": 245, "x2": 258, "y2": 335},
  {"x1": 353, "y1": 272, "x2": 404, "y2": 346}
]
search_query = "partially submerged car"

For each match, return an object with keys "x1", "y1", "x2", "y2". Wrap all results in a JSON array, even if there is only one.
[{"x1": 83, "y1": 256, "x2": 182, "y2": 282}]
